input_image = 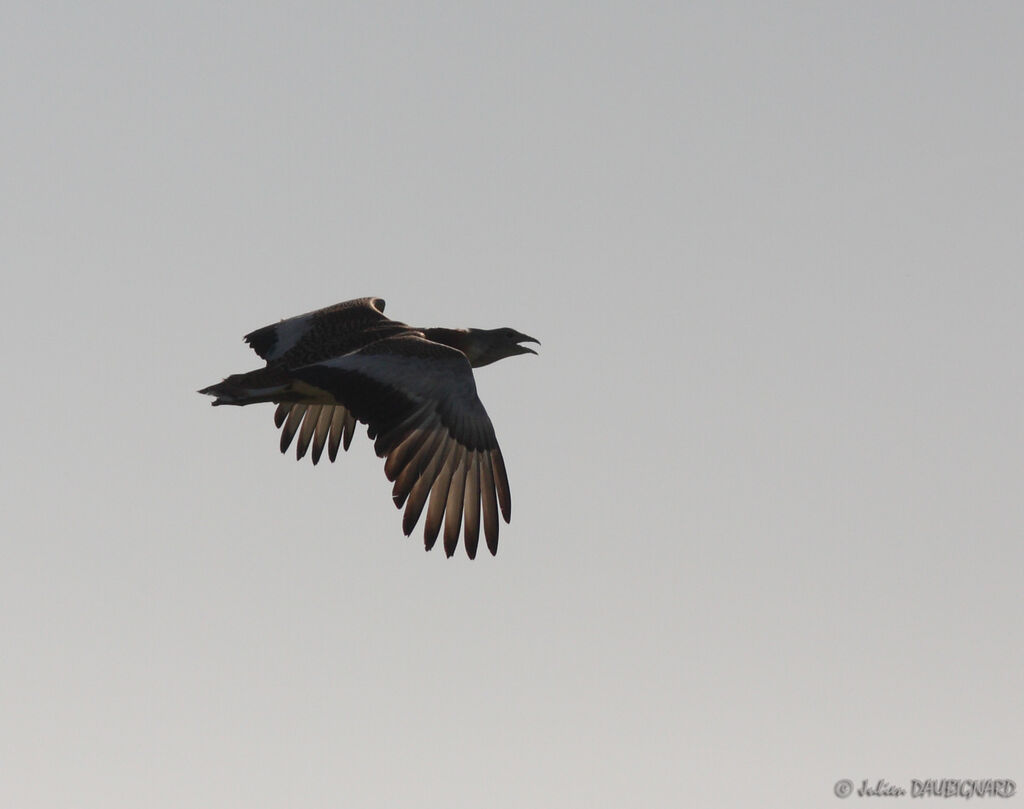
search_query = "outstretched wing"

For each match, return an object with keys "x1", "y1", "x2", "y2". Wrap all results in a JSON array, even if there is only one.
[
  {"x1": 248, "y1": 298, "x2": 405, "y2": 467},
  {"x1": 244, "y1": 297, "x2": 402, "y2": 366},
  {"x1": 289, "y1": 335, "x2": 512, "y2": 559}
]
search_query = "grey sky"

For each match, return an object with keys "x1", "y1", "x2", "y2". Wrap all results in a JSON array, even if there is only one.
[{"x1": 3, "y1": 2, "x2": 1022, "y2": 807}]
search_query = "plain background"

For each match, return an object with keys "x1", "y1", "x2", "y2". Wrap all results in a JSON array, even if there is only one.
[{"x1": 3, "y1": 2, "x2": 1022, "y2": 807}]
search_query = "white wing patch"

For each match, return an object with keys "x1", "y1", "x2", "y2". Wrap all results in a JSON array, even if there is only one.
[{"x1": 261, "y1": 313, "x2": 315, "y2": 362}]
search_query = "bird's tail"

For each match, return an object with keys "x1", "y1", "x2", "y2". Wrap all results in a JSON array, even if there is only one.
[{"x1": 198, "y1": 368, "x2": 295, "y2": 406}]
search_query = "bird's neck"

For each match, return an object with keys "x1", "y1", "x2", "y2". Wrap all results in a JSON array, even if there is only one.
[{"x1": 422, "y1": 327, "x2": 485, "y2": 364}]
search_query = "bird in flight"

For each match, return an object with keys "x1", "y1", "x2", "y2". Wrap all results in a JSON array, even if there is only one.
[{"x1": 199, "y1": 297, "x2": 538, "y2": 558}]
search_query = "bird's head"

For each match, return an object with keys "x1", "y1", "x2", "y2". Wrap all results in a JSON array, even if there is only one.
[{"x1": 465, "y1": 327, "x2": 540, "y2": 368}]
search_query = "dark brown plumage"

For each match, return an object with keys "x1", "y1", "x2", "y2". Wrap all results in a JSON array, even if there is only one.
[{"x1": 199, "y1": 297, "x2": 538, "y2": 558}]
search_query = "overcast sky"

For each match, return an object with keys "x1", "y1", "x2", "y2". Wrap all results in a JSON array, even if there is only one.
[{"x1": 3, "y1": 2, "x2": 1023, "y2": 807}]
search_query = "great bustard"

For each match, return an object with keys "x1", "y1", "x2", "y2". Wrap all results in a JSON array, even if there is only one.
[{"x1": 199, "y1": 297, "x2": 538, "y2": 558}]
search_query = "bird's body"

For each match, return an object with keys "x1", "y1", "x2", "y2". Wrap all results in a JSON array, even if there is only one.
[{"x1": 199, "y1": 297, "x2": 538, "y2": 558}]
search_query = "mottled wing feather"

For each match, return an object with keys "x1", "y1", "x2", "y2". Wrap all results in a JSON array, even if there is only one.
[{"x1": 244, "y1": 297, "x2": 402, "y2": 366}]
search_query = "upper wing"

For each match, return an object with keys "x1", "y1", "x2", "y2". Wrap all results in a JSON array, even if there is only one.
[
  {"x1": 244, "y1": 297, "x2": 402, "y2": 366},
  {"x1": 289, "y1": 335, "x2": 512, "y2": 559}
]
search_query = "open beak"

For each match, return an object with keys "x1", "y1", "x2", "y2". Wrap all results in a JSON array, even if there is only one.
[{"x1": 514, "y1": 332, "x2": 540, "y2": 356}]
